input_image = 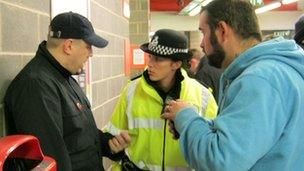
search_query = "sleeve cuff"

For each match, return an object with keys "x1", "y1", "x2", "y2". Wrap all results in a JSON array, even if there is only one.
[{"x1": 175, "y1": 107, "x2": 199, "y2": 133}]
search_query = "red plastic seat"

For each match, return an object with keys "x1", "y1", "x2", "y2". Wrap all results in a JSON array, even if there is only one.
[{"x1": 0, "y1": 135, "x2": 56, "y2": 171}]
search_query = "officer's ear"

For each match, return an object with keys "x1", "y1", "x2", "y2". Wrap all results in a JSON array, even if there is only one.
[{"x1": 172, "y1": 60, "x2": 182, "y2": 70}]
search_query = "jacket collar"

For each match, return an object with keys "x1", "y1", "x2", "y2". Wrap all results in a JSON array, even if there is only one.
[
  {"x1": 37, "y1": 41, "x2": 71, "y2": 78},
  {"x1": 143, "y1": 69, "x2": 184, "y2": 101}
]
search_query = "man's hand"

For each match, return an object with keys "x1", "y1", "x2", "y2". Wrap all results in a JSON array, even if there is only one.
[
  {"x1": 161, "y1": 99, "x2": 191, "y2": 120},
  {"x1": 108, "y1": 131, "x2": 131, "y2": 153},
  {"x1": 161, "y1": 100, "x2": 191, "y2": 139}
]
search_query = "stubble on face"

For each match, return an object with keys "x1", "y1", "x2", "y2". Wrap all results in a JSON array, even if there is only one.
[
  {"x1": 205, "y1": 30, "x2": 226, "y2": 69},
  {"x1": 199, "y1": 12, "x2": 226, "y2": 69}
]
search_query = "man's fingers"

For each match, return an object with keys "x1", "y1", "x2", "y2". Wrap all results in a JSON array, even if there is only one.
[
  {"x1": 109, "y1": 137, "x2": 124, "y2": 153},
  {"x1": 164, "y1": 105, "x2": 171, "y2": 113},
  {"x1": 115, "y1": 134, "x2": 125, "y2": 145},
  {"x1": 116, "y1": 132, "x2": 131, "y2": 148},
  {"x1": 109, "y1": 132, "x2": 132, "y2": 153},
  {"x1": 120, "y1": 131, "x2": 131, "y2": 143},
  {"x1": 111, "y1": 137, "x2": 119, "y2": 146},
  {"x1": 109, "y1": 139, "x2": 119, "y2": 153}
]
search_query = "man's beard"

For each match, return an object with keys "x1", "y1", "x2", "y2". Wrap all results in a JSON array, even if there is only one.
[
  {"x1": 207, "y1": 47, "x2": 225, "y2": 68},
  {"x1": 205, "y1": 31, "x2": 225, "y2": 69}
]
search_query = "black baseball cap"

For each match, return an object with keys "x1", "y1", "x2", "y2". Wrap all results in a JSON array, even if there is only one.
[{"x1": 49, "y1": 11, "x2": 108, "y2": 48}]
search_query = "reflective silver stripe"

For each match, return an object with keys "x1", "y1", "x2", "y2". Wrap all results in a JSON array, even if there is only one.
[
  {"x1": 126, "y1": 79, "x2": 140, "y2": 129},
  {"x1": 106, "y1": 122, "x2": 126, "y2": 135},
  {"x1": 133, "y1": 118, "x2": 164, "y2": 130},
  {"x1": 201, "y1": 87, "x2": 210, "y2": 115},
  {"x1": 126, "y1": 79, "x2": 165, "y2": 130},
  {"x1": 133, "y1": 162, "x2": 192, "y2": 171},
  {"x1": 108, "y1": 118, "x2": 164, "y2": 131}
]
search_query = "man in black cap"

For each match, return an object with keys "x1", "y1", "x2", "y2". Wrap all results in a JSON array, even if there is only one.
[
  {"x1": 294, "y1": 15, "x2": 304, "y2": 48},
  {"x1": 105, "y1": 29, "x2": 217, "y2": 171},
  {"x1": 4, "y1": 12, "x2": 131, "y2": 171}
]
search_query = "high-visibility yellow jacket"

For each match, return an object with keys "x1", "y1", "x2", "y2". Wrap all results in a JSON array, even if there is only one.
[{"x1": 106, "y1": 70, "x2": 217, "y2": 171}]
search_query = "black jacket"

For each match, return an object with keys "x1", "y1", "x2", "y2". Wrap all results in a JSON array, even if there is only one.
[
  {"x1": 4, "y1": 41, "x2": 122, "y2": 171},
  {"x1": 194, "y1": 57, "x2": 224, "y2": 102}
]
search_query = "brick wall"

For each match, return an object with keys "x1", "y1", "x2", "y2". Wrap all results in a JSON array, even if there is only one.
[
  {"x1": 129, "y1": 0, "x2": 149, "y2": 44},
  {"x1": 0, "y1": 0, "x2": 130, "y2": 139},
  {"x1": 89, "y1": 0, "x2": 129, "y2": 130},
  {"x1": 0, "y1": 0, "x2": 50, "y2": 137},
  {"x1": 129, "y1": 0, "x2": 149, "y2": 77},
  {"x1": 89, "y1": 1, "x2": 130, "y2": 169}
]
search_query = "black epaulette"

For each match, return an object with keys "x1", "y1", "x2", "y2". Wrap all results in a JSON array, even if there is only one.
[{"x1": 130, "y1": 73, "x2": 142, "y2": 81}]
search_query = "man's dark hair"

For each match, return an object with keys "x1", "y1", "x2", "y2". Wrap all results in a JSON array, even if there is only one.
[{"x1": 202, "y1": 0, "x2": 262, "y2": 42}]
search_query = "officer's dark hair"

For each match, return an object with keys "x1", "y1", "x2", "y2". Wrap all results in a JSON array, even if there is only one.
[
  {"x1": 201, "y1": 0, "x2": 262, "y2": 42},
  {"x1": 170, "y1": 58, "x2": 191, "y2": 71}
]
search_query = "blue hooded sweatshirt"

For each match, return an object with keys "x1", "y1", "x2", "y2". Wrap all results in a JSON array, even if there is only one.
[{"x1": 174, "y1": 37, "x2": 304, "y2": 171}]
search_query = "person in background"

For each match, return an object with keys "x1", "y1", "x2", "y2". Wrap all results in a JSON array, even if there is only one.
[
  {"x1": 294, "y1": 15, "x2": 304, "y2": 48},
  {"x1": 262, "y1": 34, "x2": 279, "y2": 41},
  {"x1": 188, "y1": 48, "x2": 203, "y2": 75},
  {"x1": 189, "y1": 48, "x2": 223, "y2": 102},
  {"x1": 4, "y1": 12, "x2": 131, "y2": 171},
  {"x1": 162, "y1": 0, "x2": 304, "y2": 170},
  {"x1": 105, "y1": 29, "x2": 217, "y2": 171}
]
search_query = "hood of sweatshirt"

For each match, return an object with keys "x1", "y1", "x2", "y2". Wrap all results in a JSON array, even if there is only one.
[{"x1": 222, "y1": 37, "x2": 304, "y2": 82}]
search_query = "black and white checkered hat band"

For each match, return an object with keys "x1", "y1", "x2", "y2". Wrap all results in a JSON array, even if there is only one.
[{"x1": 148, "y1": 44, "x2": 188, "y2": 56}]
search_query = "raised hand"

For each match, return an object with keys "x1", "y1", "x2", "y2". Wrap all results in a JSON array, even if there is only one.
[
  {"x1": 109, "y1": 131, "x2": 131, "y2": 153},
  {"x1": 161, "y1": 99, "x2": 191, "y2": 120}
]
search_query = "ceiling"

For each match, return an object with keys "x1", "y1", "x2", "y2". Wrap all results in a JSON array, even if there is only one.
[
  {"x1": 150, "y1": 0, "x2": 191, "y2": 11},
  {"x1": 150, "y1": 0, "x2": 299, "y2": 13}
]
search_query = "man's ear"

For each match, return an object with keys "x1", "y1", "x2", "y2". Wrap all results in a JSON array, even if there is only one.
[
  {"x1": 216, "y1": 21, "x2": 230, "y2": 43},
  {"x1": 63, "y1": 39, "x2": 73, "y2": 55}
]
